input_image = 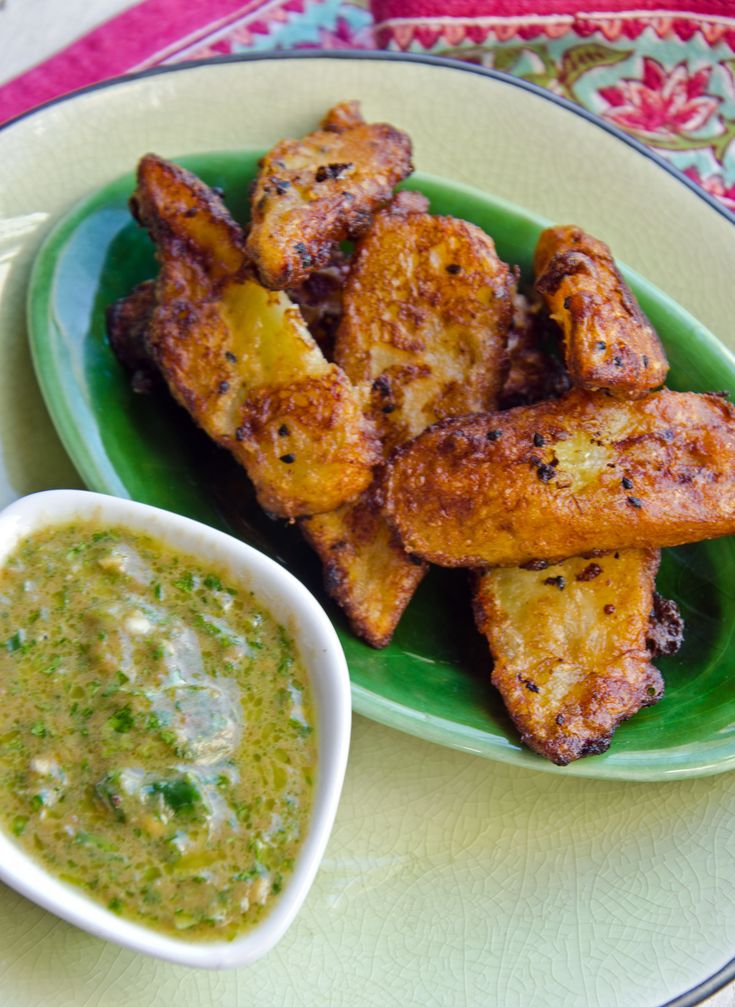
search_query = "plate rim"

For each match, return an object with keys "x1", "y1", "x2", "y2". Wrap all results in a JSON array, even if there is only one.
[
  {"x1": 2, "y1": 48, "x2": 734, "y2": 231},
  {"x1": 6, "y1": 49, "x2": 735, "y2": 1007}
]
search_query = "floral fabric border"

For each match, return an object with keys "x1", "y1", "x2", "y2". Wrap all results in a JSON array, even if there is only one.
[
  {"x1": 1, "y1": 0, "x2": 734, "y2": 213},
  {"x1": 372, "y1": 4, "x2": 735, "y2": 212}
]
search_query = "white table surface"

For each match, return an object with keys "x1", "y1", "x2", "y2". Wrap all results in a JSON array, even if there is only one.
[{"x1": 0, "y1": 4, "x2": 733, "y2": 1004}]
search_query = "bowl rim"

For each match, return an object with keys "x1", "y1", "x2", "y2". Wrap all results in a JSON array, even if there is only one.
[{"x1": 0, "y1": 488, "x2": 352, "y2": 968}]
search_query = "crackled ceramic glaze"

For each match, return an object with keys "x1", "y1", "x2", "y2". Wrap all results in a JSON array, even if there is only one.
[{"x1": 1, "y1": 55, "x2": 734, "y2": 1007}]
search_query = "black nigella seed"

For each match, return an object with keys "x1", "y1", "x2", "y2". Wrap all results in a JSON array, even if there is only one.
[
  {"x1": 621, "y1": 476, "x2": 633, "y2": 490},
  {"x1": 537, "y1": 464, "x2": 555, "y2": 483},
  {"x1": 446, "y1": 263, "x2": 462, "y2": 275},
  {"x1": 278, "y1": 424, "x2": 289, "y2": 437},
  {"x1": 235, "y1": 427, "x2": 246, "y2": 442},
  {"x1": 613, "y1": 355, "x2": 623, "y2": 367},
  {"x1": 315, "y1": 162, "x2": 352, "y2": 183},
  {"x1": 533, "y1": 432, "x2": 545, "y2": 447},
  {"x1": 642, "y1": 354, "x2": 649, "y2": 367},
  {"x1": 218, "y1": 381, "x2": 230, "y2": 394},
  {"x1": 544, "y1": 576, "x2": 565, "y2": 590},
  {"x1": 595, "y1": 341, "x2": 607, "y2": 351},
  {"x1": 382, "y1": 404, "x2": 396, "y2": 414},
  {"x1": 486, "y1": 429, "x2": 502, "y2": 441},
  {"x1": 225, "y1": 351, "x2": 237, "y2": 363},
  {"x1": 294, "y1": 242, "x2": 313, "y2": 267},
  {"x1": 279, "y1": 454, "x2": 296, "y2": 464},
  {"x1": 627, "y1": 496, "x2": 643, "y2": 508}
]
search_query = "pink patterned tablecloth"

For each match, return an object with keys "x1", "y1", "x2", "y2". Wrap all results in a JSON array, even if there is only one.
[{"x1": 1, "y1": 0, "x2": 734, "y2": 214}]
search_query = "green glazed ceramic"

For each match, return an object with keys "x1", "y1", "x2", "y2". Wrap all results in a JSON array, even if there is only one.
[{"x1": 27, "y1": 151, "x2": 735, "y2": 782}]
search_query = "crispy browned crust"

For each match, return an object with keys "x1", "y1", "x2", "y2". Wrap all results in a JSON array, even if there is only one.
[
  {"x1": 134, "y1": 153, "x2": 379, "y2": 518},
  {"x1": 534, "y1": 225, "x2": 669, "y2": 398},
  {"x1": 106, "y1": 279, "x2": 158, "y2": 391},
  {"x1": 131, "y1": 154, "x2": 247, "y2": 283},
  {"x1": 246, "y1": 103, "x2": 413, "y2": 289},
  {"x1": 336, "y1": 205, "x2": 513, "y2": 454},
  {"x1": 384, "y1": 387, "x2": 735, "y2": 567},
  {"x1": 301, "y1": 480, "x2": 427, "y2": 648},
  {"x1": 320, "y1": 100, "x2": 364, "y2": 133},
  {"x1": 647, "y1": 593, "x2": 685, "y2": 657},
  {"x1": 473, "y1": 550, "x2": 664, "y2": 765},
  {"x1": 500, "y1": 291, "x2": 570, "y2": 409},
  {"x1": 299, "y1": 198, "x2": 512, "y2": 647}
]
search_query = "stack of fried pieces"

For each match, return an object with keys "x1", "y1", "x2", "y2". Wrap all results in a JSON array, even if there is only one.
[{"x1": 109, "y1": 101, "x2": 735, "y2": 767}]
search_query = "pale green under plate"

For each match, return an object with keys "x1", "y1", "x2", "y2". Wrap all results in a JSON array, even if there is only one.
[
  {"x1": 1, "y1": 53, "x2": 735, "y2": 1007},
  {"x1": 26, "y1": 151, "x2": 735, "y2": 784}
]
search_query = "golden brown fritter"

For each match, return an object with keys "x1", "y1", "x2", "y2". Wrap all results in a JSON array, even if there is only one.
[
  {"x1": 534, "y1": 225, "x2": 669, "y2": 398},
  {"x1": 106, "y1": 279, "x2": 158, "y2": 392},
  {"x1": 301, "y1": 485, "x2": 426, "y2": 649},
  {"x1": 473, "y1": 550, "x2": 664, "y2": 765},
  {"x1": 336, "y1": 200, "x2": 513, "y2": 453},
  {"x1": 246, "y1": 102, "x2": 413, "y2": 289},
  {"x1": 302, "y1": 197, "x2": 514, "y2": 647},
  {"x1": 499, "y1": 291, "x2": 570, "y2": 409},
  {"x1": 133, "y1": 153, "x2": 379, "y2": 519},
  {"x1": 384, "y1": 387, "x2": 735, "y2": 567}
]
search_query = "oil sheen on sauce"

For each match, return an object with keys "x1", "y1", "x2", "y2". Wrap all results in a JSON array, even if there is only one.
[{"x1": 0, "y1": 523, "x2": 316, "y2": 941}]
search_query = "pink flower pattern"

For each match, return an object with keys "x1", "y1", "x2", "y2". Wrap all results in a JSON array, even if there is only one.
[
  {"x1": 599, "y1": 57, "x2": 721, "y2": 137},
  {"x1": 684, "y1": 167, "x2": 735, "y2": 212}
]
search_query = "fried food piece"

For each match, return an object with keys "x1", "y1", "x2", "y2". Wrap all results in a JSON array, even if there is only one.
[
  {"x1": 246, "y1": 102, "x2": 413, "y2": 289},
  {"x1": 301, "y1": 486, "x2": 426, "y2": 648},
  {"x1": 303, "y1": 198, "x2": 513, "y2": 647},
  {"x1": 473, "y1": 550, "x2": 665, "y2": 765},
  {"x1": 336, "y1": 200, "x2": 513, "y2": 452},
  {"x1": 106, "y1": 279, "x2": 158, "y2": 393},
  {"x1": 384, "y1": 387, "x2": 735, "y2": 567},
  {"x1": 534, "y1": 225, "x2": 668, "y2": 398},
  {"x1": 133, "y1": 153, "x2": 379, "y2": 518},
  {"x1": 500, "y1": 291, "x2": 570, "y2": 409}
]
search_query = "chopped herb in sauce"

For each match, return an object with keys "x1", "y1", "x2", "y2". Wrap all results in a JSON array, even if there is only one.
[{"x1": 0, "y1": 523, "x2": 316, "y2": 941}]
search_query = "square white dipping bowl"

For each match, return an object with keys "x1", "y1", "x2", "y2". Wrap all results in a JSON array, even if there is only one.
[{"x1": 0, "y1": 489, "x2": 351, "y2": 968}]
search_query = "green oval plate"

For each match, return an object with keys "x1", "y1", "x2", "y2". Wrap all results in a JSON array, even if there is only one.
[{"x1": 27, "y1": 151, "x2": 735, "y2": 781}]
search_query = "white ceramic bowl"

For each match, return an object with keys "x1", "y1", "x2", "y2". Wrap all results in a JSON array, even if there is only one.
[{"x1": 0, "y1": 489, "x2": 351, "y2": 968}]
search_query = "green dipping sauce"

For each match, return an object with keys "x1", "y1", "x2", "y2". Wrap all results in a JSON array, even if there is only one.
[{"x1": 0, "y1": 523, "x2": 317, "y2": 940}]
